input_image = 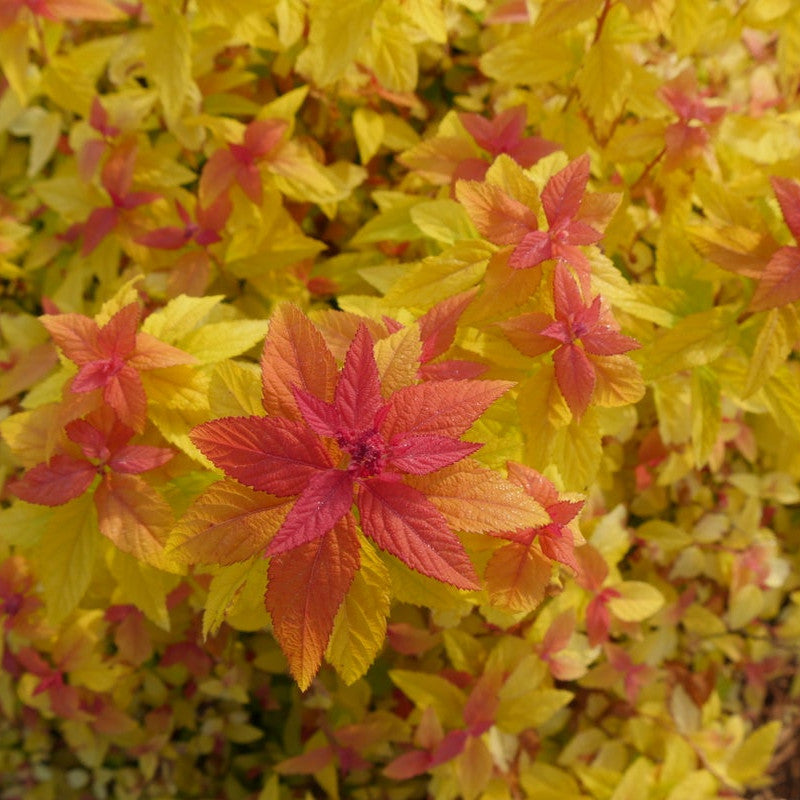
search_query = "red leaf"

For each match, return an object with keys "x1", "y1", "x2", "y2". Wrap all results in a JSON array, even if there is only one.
[
  {"x1": 460, "y1": 106, "x2": 526, "y2": 154},
  {"x1": 771, "y1": 176, "x2": 800, "y2": 241},
  {"x1": 381, "y1": 380, "x2": 512, "y2": 440},
  {"x1": 108, "y1": 445, "x2": 173, "y2": 474},
  {"x1": 749, "y1": 246, "x2": 800, "y2": 311},
  {"x1": 506, "y1": 462, "x2": 559, "y2": 507},
  {"x1": 553, "y1": 344, "x2": 596, "y2": 419},
  {"x1": 266, "y1": 515, "x2": 360, "y2": 690},
  {"x1": 418, "y1": 289, "x2": 478, "y2": 363},
  {"x1": 334, "y1": 325, "x2": 385, "y2": 434},
  {"x1": 292, "y1": 387, "x2": 340, "y2": 436},
  {"x1": 198, "y1": 150, "x2": 237, "y2": 207},
  {"x1": 383, "y1": 750, "x2": 433, "y2": 780},
  {"x1": 265, "y1": 469, "x2": 354, "y2": 556},
  {"x1": 499, "y1": 312, "x2": 559, "y2": 358},
  {"x1": 81, "y1": 206, "x2": 119, "y2": 254},
  {"x1": 128, "y1": 333, "x2": 195, "y2": 369},
  {"x1": 243, "y1": 118, "x2": 288, "y2": 157},
  {"x1": 542, "y1": 154, "x2": 590, "y2": 226},
  {"x1": 190, "y1": 416, "x2": 332, "y2": 496},
  {"x1": 358, "y1": 478, "x2": 479, "y2": 589},
  {"x1": 9, "y1": 455, "x2": 96, "y2": 506},
  {"x1": 508, "y1": 230, "x2": 552, "y2": 269},
  {"x1": 97, "y1": 304, "x2": 139, "y2": 359},
  {"x1": 103, "y1": 365, "x2": 148, "y2": 432},
  {"x1": 387, "y1": 434, "x2": 480, "y2": 474}
]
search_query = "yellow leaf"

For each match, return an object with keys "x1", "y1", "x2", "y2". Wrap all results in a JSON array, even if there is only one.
[
  {"x1": 691, "y1": 367, "x2": 720, "y2": 467},
  {"x1": 297, "y1": 0, "x2": 379, "y2": 86},
  {"x1": 743, "y1": 307, "x2": 799, "y2": 397},
  {"x1": 763, "y1": 364, "x2": 800, "y2": 441},
  {"x1": 144, "y1": 0, "x2": 194, "y2": 129},
  {"x1": 550, "y1": 413, "x2": 603, "y2": 491},
  {"x1": 179, "y1": 320, "x2": 267, "y2": 363},
  {"x1": 326, "y1": 541, "x2": 391, "y2": 684},
  {"x1": 592, "y1": 355, "x2": 645, "y2": 407},
  {"x1": 363, "y1": 14, "x2": 418, "y2": 93},
  {"x1": 208, "y1": 360, "x2": 264, "y2": 417},
  {"x1": 108, "y1": 549, "x2": 178, "y2": 629},
  {"x1": 610, "y1": 758, "x2": 655, "y2": 800},
  {"x1": 410, "y1": 199, "x2": 478, "y2": 245},
  {"x1": 389, "y1": 670, "x2": 466, "y2": 727},
  {"x1": 353, "y1": 107, "x2": 385, "y2": 164},
  {"x1": 727, "y1": 584, "x2": 764, "y2": 630},
  {"x1": 480, "y1": 31, "x2": 574, "y2": 87},
  {"x1": 727, "y1": 721, "x2": 781, "y2": 785},
  {"x1": 36, "y1": 493, "x2": 100, "y2": 624},
  {"x1": 639, "y1": 307, "x2": 736, "y2": 381},
  {"x1": 382, "y1": 242, "x2": 491, "y2": 310},
  {"x1": 141, "y1": 295, "x2": 224, "y2": 343},
  {"x1": 777, "y1": 9, "x2": 800, "y2": 97},
  {"x1": 374, "y1": 325, "x2": 422, "y2": 395},
  {"x1": 576, "y1": 26, "x2": 633, "y2": 138},
  {"x1": 607, "y1": 581, "x2": 664, "y2": 622}
]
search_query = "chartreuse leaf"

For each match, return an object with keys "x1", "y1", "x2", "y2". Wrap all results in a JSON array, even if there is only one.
[
  {"x1": 326, "y1": 539, "x2": 391, "y2": 684},
  {"x1": 35, "y1": 492, "x2": 100, "y2": 624},
  {"x1": 203, "y1": 557, "x2": 269, "y2": 639},
  {"x1": 639, "y1": 306, "x2": 737, "y2": 381},
  {"x1": 141, "y1": 295, "x2": 224, "y2": 343},
  {"x1": 179, "y1": 320, "x2": 267, "y2": 364},
  {"x1": 519, "y1": 762, "x2": 586, "y2": 800},
  {"x1": 297, "y1": 0, "x2": 379, "y2": 86}
]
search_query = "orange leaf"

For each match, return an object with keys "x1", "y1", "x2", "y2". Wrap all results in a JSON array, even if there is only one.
[
  {"x1": 266, "y1": 515, "x2": 360, "y2": 690},
  {"x1": 168, "y1": 480, "x2": 292, "y2": 565},
  {"x1": 261, "y1": 305, "x2": 338, "y2": 419},
  {"x1": 485, "y1": 542, "x2": 552, "y2": 612},
  {"x1": 94, "y1": 472, "x2": 174, "y2": 570}
]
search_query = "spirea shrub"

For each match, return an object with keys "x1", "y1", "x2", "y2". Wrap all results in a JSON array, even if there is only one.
[{"x1": 1, "y1": 1, "x2": 799, "y2": 799}]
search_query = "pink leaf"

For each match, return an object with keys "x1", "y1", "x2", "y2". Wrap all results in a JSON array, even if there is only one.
[
  {"x1": 388, "y1": 435, "x2": 480, "y2": 474},
  {"x1": 265, "y1": 469, "x2": 354, "y2": 556},
  {"x1": 358, "y1": 478, "x2": 479, "y2": 589}
]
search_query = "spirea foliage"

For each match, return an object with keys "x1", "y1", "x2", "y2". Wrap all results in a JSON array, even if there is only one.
[{"x1": 0, "y1": 1, "x2": 799, "y2": 799}]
